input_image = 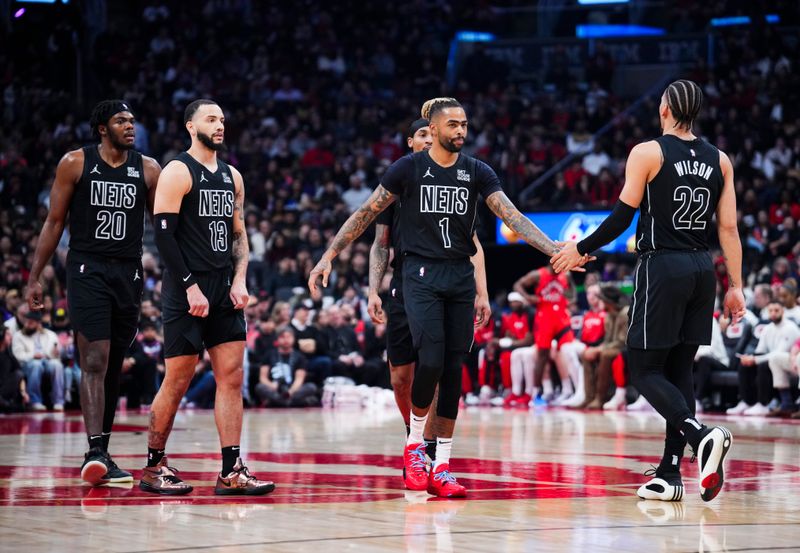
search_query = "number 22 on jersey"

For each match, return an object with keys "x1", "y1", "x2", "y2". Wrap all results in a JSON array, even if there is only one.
[{"x1": 673, "y1": 186, "x2": 710, "y2": 230}]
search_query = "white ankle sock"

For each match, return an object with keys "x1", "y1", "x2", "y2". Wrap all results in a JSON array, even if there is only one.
[
  {"x1": 407, "y1": 413, "x2": 428, "y2": 445},
  {"x1": 433, "y1": 437, "x2": 452, "y2": 470}
]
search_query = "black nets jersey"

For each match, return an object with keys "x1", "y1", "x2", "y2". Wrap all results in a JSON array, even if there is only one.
[
  {"x1": 172, "y1": 152, "x2": 235, "y2": 272},
  {"x1": 69, "y1": 146, "x2": 147, "y2": 259},
  {"x1": 636, "y1": 135, "x2": 723, "y2": 253},
  {"x1": 381, "y1": 150, "x2": 501, "y2": 260}
]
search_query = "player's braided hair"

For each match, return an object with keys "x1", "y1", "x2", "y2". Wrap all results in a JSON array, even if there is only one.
[
  {"x1": 664, "y1": 80, "x2": 703, "y2": 131},
  {"x1": 421, "y1": 97, "x2": 462, "y2": 120},
  {"x1": 89, "y1": 99, "x2": 132, "y2": 138}
]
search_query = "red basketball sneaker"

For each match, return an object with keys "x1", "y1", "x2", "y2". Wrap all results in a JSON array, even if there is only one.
[
  {"x1": 427, "y1": 464, "x2": 467, "y2": 498},
  {"x1": 403, "y1": 442, "x2": 429, "y2": 491}
]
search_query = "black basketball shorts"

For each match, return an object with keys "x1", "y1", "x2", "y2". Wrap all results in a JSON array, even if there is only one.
[
  {"x1": 627, "y1": 250, "x2": 716, "y2": 350},
  {"x1": 66, "y1": 250, "x2": 143, "y2": 348},
  {"x1": 401, "y1": 256, "x2": 475, "y2": 353},
  {"x1": 162, "y1": 268, "x2": 247, "y2": 358},
  {"x1": 386, "y1": 272, "x2": 415, "y2": 366}
]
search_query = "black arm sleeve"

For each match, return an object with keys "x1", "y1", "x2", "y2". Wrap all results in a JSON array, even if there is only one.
[
  {"x1": 154, "y1": 213, "x2": 197, "y2": 289},
  {"x1": 576, "y1": 199, "x2": 637, "y2": 256}
]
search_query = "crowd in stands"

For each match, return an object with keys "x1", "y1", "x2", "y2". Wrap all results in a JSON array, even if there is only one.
[{"x1": 1, "y1": 2, "x2": 800, "y2": 416}]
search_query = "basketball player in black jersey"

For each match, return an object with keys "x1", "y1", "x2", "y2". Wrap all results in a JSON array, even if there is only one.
[
  {"x1": 25, "y1": 100, "x2": 161, "y2": 485},
  {"x1": 141, "y1": 99, "x2": 273, "y2": 496},
  {"x1": 310, "y1": 97, "x2": 579, "y2": 497},
  {"x1": 552, "y1": 80, "x2": 746, "y2": 502},
  {"x1": 367, "y1": 118, "x2": 491, "y2": 487}
]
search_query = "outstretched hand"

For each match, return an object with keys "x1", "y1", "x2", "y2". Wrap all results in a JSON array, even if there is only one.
[{"x1": 550, "y1": 242, "x2": 595, "y2": 273}]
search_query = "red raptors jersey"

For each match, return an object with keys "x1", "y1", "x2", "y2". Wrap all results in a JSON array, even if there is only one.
[
  {"x1": 536, "y1": 268, "x2": 569, "y2": 313},
  {"x1": 474, "y1": 317, "x2": 495, "y2": 345},
  {"x1": 580, "y1": 310, "x2": 606, "y2": 345},
  {"x1": 501, "y1": 311, "x2": 532, "y2": 340}
]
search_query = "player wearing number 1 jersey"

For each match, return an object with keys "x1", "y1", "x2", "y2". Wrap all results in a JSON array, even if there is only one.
[
  {"x1": 26, "y1": 100, "x2": 160, "y2": 486},
  {"x1": 310, "y1": 97, "x2": 573, "y2": 497},
  {"x1": 553, "y1": 80, "x2": 746, "y2": 503},
  {"x1": 141, "y1": 99, "x2": 273, "y2": 496}
]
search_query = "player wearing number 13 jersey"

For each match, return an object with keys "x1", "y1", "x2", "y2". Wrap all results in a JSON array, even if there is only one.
[
  {"x1": 143, "y1": 99, "x2": 273, "y2": 496},
  {"x1": 552, "y1": 80, "x2": 746, "y2": 503},
  {"x1": 309, "y1": 97, "x2": 564, "y2": 497},
  {"x1": 26, "y1": 100, "x2": 160, "y2": 486}
]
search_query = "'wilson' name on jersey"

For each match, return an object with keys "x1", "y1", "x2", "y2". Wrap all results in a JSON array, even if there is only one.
[{"x1": 673, "y1": 159, "x2": 714, "y2": 180}]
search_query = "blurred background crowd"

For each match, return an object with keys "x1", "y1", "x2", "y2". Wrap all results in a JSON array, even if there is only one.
[{"x1": 1, "y1": 1, "x2": 800, "y2": 417}]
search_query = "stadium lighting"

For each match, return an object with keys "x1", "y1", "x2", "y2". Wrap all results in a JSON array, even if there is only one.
[
  {"x1": 711, "y1": 14, "x2": 780, "y2": 27},
  {"x1": 455, "y1": 31, "x2": 496, "y2": 43},
  {"x1": 576, "y1": 24, "x2": 665, "y2": 38}
]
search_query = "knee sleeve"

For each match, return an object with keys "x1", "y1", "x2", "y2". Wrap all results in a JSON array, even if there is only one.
[
  {"x1": 436, "y1": 350, "x2": 465, "y2": 420},
  {"x1": 411, "y1": 336, "x2": 446, "y2": 410}
]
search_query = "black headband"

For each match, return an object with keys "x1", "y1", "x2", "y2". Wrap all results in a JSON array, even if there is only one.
[{"x1": 408, "y1": 118, "x2": 429, "y2": 138}]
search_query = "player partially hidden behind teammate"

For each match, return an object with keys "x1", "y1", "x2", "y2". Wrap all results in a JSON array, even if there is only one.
[
  {"x1": 141, "y1": 99, "x2": 273, "y2": 496},
  {"x1": 311, "y1": 97, "x2": 585, "y2": 497},
  {"x1": 553, "y1": 80, "x2": 745, "y2": 502},
  {"x1": 367, "y1": 118, "x2": 491, "y2": 483},
  {"x1": 26, "y1": 100, "x2": 160, "y2": 485}
]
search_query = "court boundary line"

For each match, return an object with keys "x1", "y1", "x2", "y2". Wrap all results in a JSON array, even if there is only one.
[{"x1": 120, "y1": 522, "x2": 799, "y2": 553}]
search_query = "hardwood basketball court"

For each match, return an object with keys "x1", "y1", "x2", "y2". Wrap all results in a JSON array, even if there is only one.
[{"x1": 0, "y1": 407, "x2": 798, "y2": 552}]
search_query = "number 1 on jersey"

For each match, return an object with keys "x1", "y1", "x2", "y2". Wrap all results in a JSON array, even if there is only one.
[{"x1": 438, "y1": 217, "x2": 452, "y2": 249}]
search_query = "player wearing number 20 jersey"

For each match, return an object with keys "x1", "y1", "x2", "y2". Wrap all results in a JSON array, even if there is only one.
[{"x1": 25, "y1": 100, "x2": 160, "y2": 487}]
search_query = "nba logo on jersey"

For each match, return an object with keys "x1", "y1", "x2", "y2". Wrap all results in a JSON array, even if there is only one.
[
  {"x1": 419, "y1": 267, "x2": 425, "y2": 278},
  {"x1": 127, "y1": 167, "x2": 140, "y2": 178},
  {"x1": 690, "y1": 148, "x2": 696, "y2": 157},
  {"x1": 161, "y1": 219, "x2": 167, "y2": 230},
  {"x1": 79, "y1": 264, "x2": 85, "y2": 274},
  {"x1": 391, "y1": 288, "x2": 396, "y2": 297}
]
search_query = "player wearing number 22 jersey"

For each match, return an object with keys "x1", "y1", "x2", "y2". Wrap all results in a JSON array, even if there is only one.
[{"x1": 552, "y1": 80, "x2": 745, "y2": 503}]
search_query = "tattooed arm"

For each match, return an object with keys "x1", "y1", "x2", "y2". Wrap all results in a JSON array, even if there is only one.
[
  {"x1": 485, "y1": 190, "x2": 557, "y2": 255},
  {"x1": 367, "y1": 223, "x2": 391, "y2": 324},
  {"x1": 309, "y1": 185, "x2": 396, "y2": 295},
  {"x1": 230, "y1": 167, "x2": 250, "y2": 309}
]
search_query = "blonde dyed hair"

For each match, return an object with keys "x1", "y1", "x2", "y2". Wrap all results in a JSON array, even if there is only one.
[{"x1": 420, "y1": 97, "x2": 462, "y2": 120}]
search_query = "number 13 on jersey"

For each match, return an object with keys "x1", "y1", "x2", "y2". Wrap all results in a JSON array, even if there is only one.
[{"x1": 209, "y1": 220, "x2": 228, "y2": 252}]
